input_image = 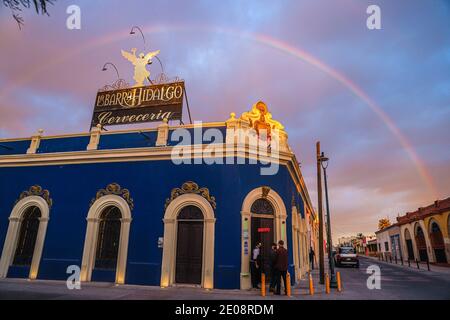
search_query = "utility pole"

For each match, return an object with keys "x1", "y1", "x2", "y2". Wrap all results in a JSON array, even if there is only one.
[
  {"x1": 316, "y1": 142, "x2": 325, "y2": 284},
  {"x1": 321, "y1": 152, "x2": 337, "y2": 288}
]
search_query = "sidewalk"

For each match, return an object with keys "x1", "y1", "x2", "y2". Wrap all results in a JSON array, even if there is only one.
[
  {"x1": 363, "y1": 255, "x2": 450, "y2": 276},
  {"x1": 291, "y1": 257, "x2": 345, "y2": 299}
]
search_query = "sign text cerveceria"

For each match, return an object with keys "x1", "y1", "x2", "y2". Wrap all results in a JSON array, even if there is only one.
[{"x1": 91, "y1": 81, "x2": 184, "y2": 127}]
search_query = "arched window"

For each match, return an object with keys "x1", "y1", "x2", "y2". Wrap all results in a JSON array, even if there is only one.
[
  {"x1": 251, "y1": 198, "x2": 274, "y2": 215},
  {"x1": 178, "y1": 205, "x2": 204, "y2": 220},
  {"x1": 448, "y1": 216, "x2": 450, "y2": 239},
  {"x1": 415, "y1": 225, "x2": 428, "y2": 261},
  {"x1": 430, "y1": 221, "x2": 447, "y2": 263},
  {"x1": 13, "y1": 206, "x2": 41, "y2": 266},
  {"x1": 415, "y1": 226, "x2": 426, "y2": 246},
  {"x1": 95, "y1": 206, "x2": 122, "y2": 270}
]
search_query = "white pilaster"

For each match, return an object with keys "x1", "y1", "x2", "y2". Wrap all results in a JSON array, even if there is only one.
[{"x1": 26, "y1": 129, "x2": 44, "y2": 154}]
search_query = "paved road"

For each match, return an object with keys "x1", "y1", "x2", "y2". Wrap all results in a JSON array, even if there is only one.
[
  {"x1": 331, "y1": 256, "x2": 450, "y2": 300},
  {"x1": 0, "y1": 256, "x2": 448, "y2": 299}
]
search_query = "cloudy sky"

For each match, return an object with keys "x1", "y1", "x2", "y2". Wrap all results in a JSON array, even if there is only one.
[{"x1": 1, "y1": 0, "x2": 449, "y2": 240}]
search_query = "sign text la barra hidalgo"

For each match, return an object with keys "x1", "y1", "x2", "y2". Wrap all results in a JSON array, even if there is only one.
[{"x1": 91, "y1": 81, "x2": 184, "y2": 127}]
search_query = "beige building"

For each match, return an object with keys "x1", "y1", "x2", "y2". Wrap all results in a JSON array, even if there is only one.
[
  {"x1": 397, "y1": 197, "x2": 450, "y2": 264},
  {"x1": 375, "y1": 224, "x2": 401, "y2": 260}
]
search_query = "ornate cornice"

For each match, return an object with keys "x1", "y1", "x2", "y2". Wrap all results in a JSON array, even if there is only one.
[
  {"x1": 165, "y1": 181, "x2": 216, "y2": 210},
  {"x1": 90, "y1": 182, "x2": 134, "y2": 210},
  {"x1": 16, "y1": 185, "x2": 52, "y2": 208}
]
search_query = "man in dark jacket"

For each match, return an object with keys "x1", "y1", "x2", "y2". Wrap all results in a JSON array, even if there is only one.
[
  {"x1": 274, "y1": 240, "x2": 288, "y2": 295},
  {"x1": 309, "y1": 247, "x2": 315, "y2": 270},
  {"x1": 269, "y1": 242, "x2": 278, "y2": 292}
]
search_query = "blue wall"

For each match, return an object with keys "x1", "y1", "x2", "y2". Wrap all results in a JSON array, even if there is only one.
[{"x1": 0, "y1": 158, "x2": 303, "y2": 288}]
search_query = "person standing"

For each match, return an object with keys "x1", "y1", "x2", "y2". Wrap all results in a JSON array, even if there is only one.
[
  {"x1": 309, "y1": 247, "x2": 315, "y2": 270},
  {"x1": 274, "y1": 240, "x2": 288, "y2": 295},
  {"x1": 269, "y1": 242, "x2": 278, "y2": 292},
  {"x1": 250, "y1": 242, "x2": 262, "y2": 289}
]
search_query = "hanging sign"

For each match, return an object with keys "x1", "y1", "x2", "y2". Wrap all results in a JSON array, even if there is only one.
[{"x1": 91, "y1": 81, "x2": 184, "y2": 127}]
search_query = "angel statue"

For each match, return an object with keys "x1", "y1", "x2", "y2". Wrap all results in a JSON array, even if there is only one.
[{"x1": 121, "y1": 48, "x2": 160, "y2": 87}]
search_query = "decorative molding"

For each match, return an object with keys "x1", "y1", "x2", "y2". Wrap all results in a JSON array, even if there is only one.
[
  {"x1": 98, "y1": 79, "x2": 130, "y2": 92},
  {"x1": 261, "y1": 186, "x2": 271, "y2": 198},
  {"x1": 165, "y1": 181, "x2": 216, "y2": 210},
  {"x1": 16, "y1": 185, "x2": 52, "y2": 208},
  {"x1": 90, "y1": 183, "x2": 134, "y2": 210}
]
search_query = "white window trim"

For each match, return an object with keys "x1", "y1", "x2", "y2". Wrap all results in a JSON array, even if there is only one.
[
  {"x1": 0, "y1": 196, "x2": 50, "y2": 279},
  {"x1": 80, "y1": 194, "x2": 132, "y2": 284},
  {"x1": 160, "y1": 193, "x2": 216, "y2": 289},
  {"x1": 240, "y1": 187, "x2": 287, "y2": 290}
]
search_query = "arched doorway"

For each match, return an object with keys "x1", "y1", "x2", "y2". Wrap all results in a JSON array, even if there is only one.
[
  {"x1": 12, "y1": 206, "x2": 41, "y2": 267},
  {"x1": 94, "y1": 206, "x2": 122, "y2": 270},
  {"x1": 415, "y1": 225, "x2": 428, "y2": 262},
  {"x1": 160, "y1": 189, "x2": 215, "y2": 289},
  {"x1": 404, "y1": 228, "x2": 415, "y2": 260},
  {"x1": 429, "y1": 221, "x2": 447, "y2": 263},
  {"x1": 240, "y1": 187, "x2": 287, "y2": 290},
  {"x1": 250, "y1": 198, "x2": 275, "y2": 276},
  {"x1": 175, "y1": 205, "x2": 204, "y2": 285}
]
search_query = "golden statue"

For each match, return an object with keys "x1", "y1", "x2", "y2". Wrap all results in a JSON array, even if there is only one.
[
  {"x1": 240, "y1": 101, "x2": 285, "y2": 132},
  {"x1": 121, "y1": 48, "x2": 160, "y2": 87}
]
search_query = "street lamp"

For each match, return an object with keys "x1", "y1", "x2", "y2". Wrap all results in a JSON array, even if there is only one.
[
  {"x1": 319, "y1": 151, "x2": 338, "y2": 288},
  {"x1": 129, "y1": 25, "x2": 165, "y2": 74},
  {"x1": 101, "y1": 62, "x2": 120, "y2": 81},
  {"x1": 130, "y1": 26, "x2": 147, "y2": 51}
]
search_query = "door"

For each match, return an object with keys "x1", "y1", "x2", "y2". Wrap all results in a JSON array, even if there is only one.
[
  {"x1": 251, "y1": 217, "x2": 274, "y2": 275},
  {"x1": 406, "y1": 240, "x2": 414, "y2": 260},
  {"x1": 175, "y1": 206, "x2": 204, "y2": 284},
  {"x1": 415, "y1": 226, "x2": 428, "y2": 262}
]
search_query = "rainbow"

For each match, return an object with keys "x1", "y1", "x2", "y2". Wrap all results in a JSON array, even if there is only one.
[{"x1": 0, "y1": 24, "x2": 438, "y2": 198}]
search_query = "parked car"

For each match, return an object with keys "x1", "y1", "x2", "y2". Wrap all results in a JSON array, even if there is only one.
[{"x1": 335, "y1": 246, "x2": 359, "y2": 268}]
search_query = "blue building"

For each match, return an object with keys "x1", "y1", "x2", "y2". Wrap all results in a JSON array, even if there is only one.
[{"x1": 0, "y1": 101, "x2": 315, "y2": 290}]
